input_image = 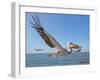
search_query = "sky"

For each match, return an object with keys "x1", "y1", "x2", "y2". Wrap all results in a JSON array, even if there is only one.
[{"x1": 25, "y1": 12, "x2": 89, "y2": 53}]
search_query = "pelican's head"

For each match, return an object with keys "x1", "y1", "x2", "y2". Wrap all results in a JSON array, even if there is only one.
[{"x1": 67, "y1": 42, "x2": 81, "y2": 52}]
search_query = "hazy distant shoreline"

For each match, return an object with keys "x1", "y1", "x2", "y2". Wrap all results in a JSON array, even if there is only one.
[
  {"x1": 26, "y1": 52, "x2": 89, "y2": 67},
  {"x1": 26, "y1": 52, "x2": 89, "y2": 54}
]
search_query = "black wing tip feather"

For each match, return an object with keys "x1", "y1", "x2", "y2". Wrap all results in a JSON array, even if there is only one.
[
  {"x1": 29, "y1": 15, "x2": 44, "y2": 33},
  {"x1": 29, "y1": 13, "x2": 55, "y2": 48}
]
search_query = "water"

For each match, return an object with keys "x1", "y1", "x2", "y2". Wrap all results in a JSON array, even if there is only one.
[{"x1": 25, "y1": 52, "x2": 89, "y2": 67}]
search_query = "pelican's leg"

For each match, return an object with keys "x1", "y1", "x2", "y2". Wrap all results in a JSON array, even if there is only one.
[
  {"x1": 48, "y1": 53, "x2": 52, "y2": 56},
  {"x1": 52, "y1": 53, "x2": 57, "y2": 58},
  {"x1": 48, "y1": 53, "x2": 56, "y2": 57},
  {"x1": 48, "y1": 50, "x2": 57, "y2": 57},
  {"x1": 52, "y1": 50, "x2": 58, "y2": 57},
  {"x1": 48, "y1": 50, "x2": 54, "y2": 57}
]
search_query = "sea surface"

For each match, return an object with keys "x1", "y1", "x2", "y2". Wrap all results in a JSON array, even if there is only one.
[{"x1": 25, "y1": 52, "x2": 89, "y2": 67}]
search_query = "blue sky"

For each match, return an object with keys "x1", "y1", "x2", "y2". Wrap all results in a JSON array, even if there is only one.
[{"x1": 25, "y1": 12, "x2": 89, "y2": 53}]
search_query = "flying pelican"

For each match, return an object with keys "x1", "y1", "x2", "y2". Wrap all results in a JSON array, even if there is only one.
[
  {"x1": 34, "y1": 48, "x2": 44, "y2": 52},
  {"x1": 29, "y1": 13, "x2": 81, "y2": 57}
]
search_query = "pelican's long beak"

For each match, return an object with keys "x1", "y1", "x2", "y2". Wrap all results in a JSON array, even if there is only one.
[
  {"x1": 69, "y1": 43, "x2": 80, "y2": 49},
  {"x1": 68, "y1": 42, "x2": 81, "y2": 52}
]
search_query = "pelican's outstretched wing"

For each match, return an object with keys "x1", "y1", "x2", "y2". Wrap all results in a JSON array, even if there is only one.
[{"x1": 29, "y1": 13, "x2": 63, "y2": 49}]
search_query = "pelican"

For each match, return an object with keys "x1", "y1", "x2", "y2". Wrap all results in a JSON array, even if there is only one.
[
  {"x1": 29, "y1": 13, "x2": 81, "y2": 57},
  {"x1": 34, "y1": 48, "x2": 43, "y2": 52}
]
